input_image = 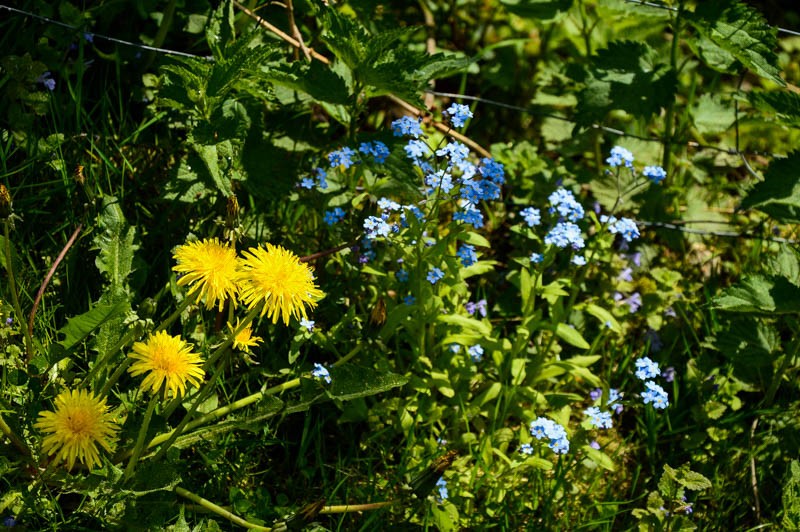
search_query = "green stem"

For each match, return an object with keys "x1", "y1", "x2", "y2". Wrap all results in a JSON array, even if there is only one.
[
  {"x1": 142, "y1": 376, "x2": 303, "y2": 455},
  {"x1": 175, "y1": 486, "x2": 272, "y2": 531},
  {"x1": 0, "y1": 412, "x2": 32, "y2": 461},
  {"x1": 662, "y1": 2, "x2": 683, "y2": 176},
  {"x1": 4, "y1": 220, "x2": 33, "y2": 359},
  {"x1": 320, "y1": 501, "x2": 392, "y2": 513},
  {"x1": 124, "y1": 394, "x2": 158, "y2": 481}
]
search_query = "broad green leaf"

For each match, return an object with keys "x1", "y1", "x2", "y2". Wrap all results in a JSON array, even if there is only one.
[
  {"x1": 328, "y1": 365, "x2": 408, "y2": 401},
  {"x1": 749, "y1": 90, "x2": 800, "y2": 127},
  {"x1": 574, "y1": 41, "x2": 676, "y2": 126},
  {"x1": 437, "y1": 314, "x2": 493, "y2": 337},
  {"x1": 688, "y1": 0, "x2": 784, "y2": 86},
  {"x1": 193, "y1": 144, "x2": 233, "y2": 197},
  {"x1": 740, "y1": 152, "x2": 800, "y2": 222},
  {"x1": 711, "y1": 274, "x2": 800, "y2": 314},
  {"x1": 692, "y1": 93, "x2": 736, "y2": 134},
  {"x1": 500, "y1": 0, "x2": 573, "y2": 20},
  {"x1": 555, "y1": 323, "x2": 590, "y2": 349},
  {"x1": 55, "y1": 301, "x2": 130, "y2": 353},
  {"x1": 582, "y1": 445, "x2": 615, "y2": 471},
  {"x1": 584, "y1": 303, "x2": 621, "y2": 333},
  {"x1": 261, "y1": 59, "x2": 350, "y2": 105}
]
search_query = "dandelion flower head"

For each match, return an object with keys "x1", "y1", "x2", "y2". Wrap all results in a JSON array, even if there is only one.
[
  {"x1": 128, "y1": 331, "x2": 205, "y2": 398},
  {"x1": 35, "y1": 389, "x2": 119, "y2": 470},
  {"x1": 228, "y1": 320, "x2": 263, "y2": 351},
  {"x1": 237, "y1": 244, "x2": 324, "y2": 325},
  {"x1": 173, "y1": 238, "x2": 239, "y2": 311}
]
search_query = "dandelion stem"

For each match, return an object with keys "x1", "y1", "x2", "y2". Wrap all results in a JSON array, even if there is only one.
[
  {"x1": 175, "y1": 486, "x2": 272, "y2": 531},
  {"x1": 123, "y1": 394, "x2": 157, "y2": 481},
  {"x1": 143, "y1": 377, "x2": 302, "y2": 453},
  {"x1": 320, "y1": 501, "x2": 393, "y2": 513},
  {"x1": 3, "y1": 220, "x2": 33, "y2": 360}
]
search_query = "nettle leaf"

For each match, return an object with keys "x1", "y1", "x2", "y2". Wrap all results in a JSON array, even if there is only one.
[
  {"x1": 692, "y1": 93, "x2": 736, "y2": 134},
  {"x1": 207, "y1": 35, "x2": 277, "y2": 101},
  {"x1": 688, "y1": 0, "x2": 783, "y2": 86},
  {"x1": 711, "y1": 274, "x2": 800, "y2": 314},
  {"x1": 500, "y1": 0, "x2": 573, "y2": 21},
  {"x1": 739, "y1": 152, "x2": 800, "y2": 223},
  {"x1": 206, "y1": 0, "x2": 235, "y2": 60},
  {"x1": 575, "y1": 41, "x2": 676, "y2": 126},
  {"x1": 328, "y1": 365, "x2": 408, "y2": 401},
  {"x1": 192, "y1": 143, "x2": 234, "y2": 197},
  {"x1": 320, "y1": 10, "x2": 370, "y2": 71},
  {"x1": 748, "y1": 90, "x2": 800, "y2": 127},
  {"x1": 261, "y1": 59, "x2": 350, "y2": 105},
  {"x1": 782, "y1": 460, "x2": 800, "y2": 530}
]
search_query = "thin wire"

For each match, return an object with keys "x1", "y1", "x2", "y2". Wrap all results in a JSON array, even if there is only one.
[
  {"x1": 0, "y1": 4, "x2": 211, "y2": 60},
  {"x1": 427, "y1": 90, "x2": 786, "y2": 159}
]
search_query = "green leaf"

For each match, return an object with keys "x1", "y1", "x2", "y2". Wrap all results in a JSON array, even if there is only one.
[
  {"x1": 320, "y1": 10, "x2": 370, "y2": 71},
  {"x1": 782, "y1": 460, "x2": 800, "y2": 530},
  {"x1": 582, "y1": 445, "x2": 615, "y2": 471},
  {"x1": 584, "y1": 303, "x2": 621, "y2": 333},
  {"x1": 574, "y1": 41, "x2": 676, "y2": 126},
  {"x1": 692, "y1": 93, "x2": 736, "y2": 134},
  {"x1": 261, "y1": 59, "x2": 350, "y2": 105},
  {"x1": 712, "y1": 274, "x2": 800, "y2": 314},
  {"x1": 740, "y1": 152, "x2": 800, "y2": 222},
  {"x1": 193, "y1": 144, "x2": 233, "y2": 197},
  {"x1": 555, "y1": 323, "x2": 590, "y2": 349},
  {"x1": 500, "y1": 0, "x2": 573, "y2": 21},
  {"x1": 688, "y1": 0, "x2": 784, "y2": 86},
  {"x1": 50, "y1": 301, "x2": 130, "y2": 366},
  {"x1": 94, "y1": 197, "x2": 137, "y2": 295},
  {"x1": 749, "y1": 90, "x2": 800, "y2": 127},
  {"x1": 328, "y1": 365, "x2": 408, "y2": 401},
  {"x1": 437, "y1": 314, "x2": 493, "y2": 337},
  {"x1": 206, "y1": 0, "x2": 235, "y2": 60}
]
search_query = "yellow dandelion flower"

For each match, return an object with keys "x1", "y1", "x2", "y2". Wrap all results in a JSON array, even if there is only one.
[
  {"x1": 173, "y1": 238, "x2": 239, "y2": 311},
  {"x1": 127, "y1": 331, "x2": 205, "y2": 398},
  {"x1": 237, "y1": 244, "x2": 324, "y2": 325},
  {"x1": 228, "y1": 320, "x2": 263, "y2": 351},
  {"x1": 35, "y1": 389, "x2": 119, "y2": 470}
]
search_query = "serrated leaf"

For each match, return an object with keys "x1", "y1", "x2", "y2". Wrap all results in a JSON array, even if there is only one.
[
  {"x1": 749, "y1": 90, "x2": 800, "y2": 127},
  {"x1": 328, "y1": 365, "x2": 408, "y2": 401},
  {"x1": 206, "y1": 0, "x2": 235, "y2": 60},
  {"x1": 692, "y1": 93, "x2": 736, "y2": 134},
  {"x1": 574, "y1": 41, "x2": 676, "y2": 126},
  {"x1": 711, "y1": 274, "x2": 800, "y2": 314},
  {"x1": 320, "y1": 10, "x2": 370, "y2": 70},
  {"x1": 739, "y1": 152, "x2": 800, "y2": 222},
  {"x1": 555, "y1": 323, "x2": 590, "y2": 349},
  {"x1": 688, "y1": 0, "x2": 784, "y2": 86},
  {"x1": 193, "y1": 144, "x2": 233, "y2": 197},
  {"x1": 782, "y1": 460, "x2": 800, "y2": 529},
  {"x1": 94, "y1": 197, "x2": 137, "y2": 294},
  {"x1": 261, "y1": 59, "x2": 350, "y2": 105}
]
